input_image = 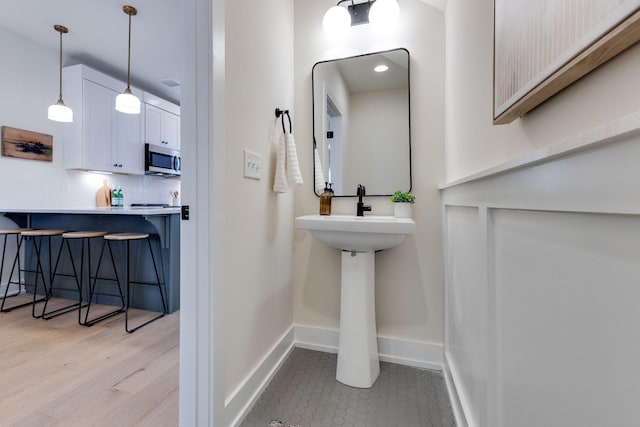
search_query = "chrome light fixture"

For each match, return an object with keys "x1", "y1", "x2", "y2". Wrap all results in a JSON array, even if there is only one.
[
  {"x1": 48, "y1": 25, "x2": 73, "y2": 123},
  {"x1": 322, "y1": 0, "x2": 399, "y2": 36},
  {"x1": 115, "y1": 5, "x2": 141, "y2": 114}
]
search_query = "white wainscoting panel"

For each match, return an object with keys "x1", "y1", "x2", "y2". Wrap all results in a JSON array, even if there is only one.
[
  {"x1": 493, "y1": 209, "x2": 640, "y2": 427},
  {"x1": 444, "y1": 206, "x2": 487, "y2": 427},
  {"x1": 442, "y1": 117, "x2": 640, "y2": 427}
]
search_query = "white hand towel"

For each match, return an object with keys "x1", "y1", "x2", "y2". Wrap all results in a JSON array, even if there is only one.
[
  {"x1": 285, "y1": 133, "x2": 304, "y2": 187},
  {"x1": 314, "y1": 148, "x2": 326, "y2": 194},
  {"x1": 273, "y1": 133, "x2": 290, "y2": 193}
]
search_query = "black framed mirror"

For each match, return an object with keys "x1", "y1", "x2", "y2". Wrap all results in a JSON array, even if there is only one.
[{"x1": 312, "y1": 48, "x2": 411, "y2": 197}]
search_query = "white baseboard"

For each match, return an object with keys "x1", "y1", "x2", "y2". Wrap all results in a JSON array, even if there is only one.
[
  {"x1": 226, "y1": 326, "x2": 295, "y2": 427},
  {"x1": 0, "y1": 283, "x2": 21, "y2": 297},
  {"x1": 443, "y1": 354, "x2": 469, "y2": 427},
  {"x1": 294, "y1": 324, "x2": 339, "y2": 354},
  {"x1": 294, "y1": 324, "x2": 443, "y2": 371},
  {"x1": 225, "y1": 324, "x2": 444, "y2": 427}
]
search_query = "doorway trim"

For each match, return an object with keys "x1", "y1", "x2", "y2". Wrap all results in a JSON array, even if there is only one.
[{"x1": 179, "y1": 0, "x2": 226, "y2": 425}]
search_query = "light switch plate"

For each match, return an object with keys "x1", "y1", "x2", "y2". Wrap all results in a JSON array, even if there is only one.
[{"x1": 243, "y1": 149, "x2": 262, "y2": 180}]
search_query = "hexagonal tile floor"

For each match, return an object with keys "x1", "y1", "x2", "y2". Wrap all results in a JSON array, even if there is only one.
[{"x1": 240, "y1": 348, "x2": 456, "y2": 427}]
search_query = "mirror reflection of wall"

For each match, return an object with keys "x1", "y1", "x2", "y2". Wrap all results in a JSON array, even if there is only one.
[
  {"x1": 312, "y1": 48, "x2": 411, "y2": 196},
  {"x1": 326, "y1": 96, "x2": 345, "y2": 194}
]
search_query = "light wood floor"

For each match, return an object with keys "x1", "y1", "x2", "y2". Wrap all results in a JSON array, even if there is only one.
[{"x1": 0, "y1": 297, "x2": 179, "y2": 427}]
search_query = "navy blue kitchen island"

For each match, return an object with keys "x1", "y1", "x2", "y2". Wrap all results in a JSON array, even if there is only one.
[{"x1": 2, "y1": 207, "x2": 180, "y2": 314}]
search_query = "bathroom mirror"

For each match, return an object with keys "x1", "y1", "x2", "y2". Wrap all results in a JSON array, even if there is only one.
[{"x1": 312, "y1": 48, "x2": 411, "y2": 197}]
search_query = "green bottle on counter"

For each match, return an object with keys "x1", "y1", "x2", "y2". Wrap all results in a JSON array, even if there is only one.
[
  {"x1": 117, "y1": 186, "x2": 124, "y2": 207},
  {"x1": 111, "y1": 186, "x2": 118, "y2": 207}
]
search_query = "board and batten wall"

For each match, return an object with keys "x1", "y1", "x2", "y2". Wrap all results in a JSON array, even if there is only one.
[{"x1": 444, "y1": 0, "x2": 640, "y2": 425}]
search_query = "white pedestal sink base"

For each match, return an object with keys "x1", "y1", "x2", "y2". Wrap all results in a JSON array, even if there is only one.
[
  {"x1": 295, "y1": 214, "x2": 415, "y2": 389},
  {"x1": 336, "y1": 250, "x2": 380, "y2": 388}
]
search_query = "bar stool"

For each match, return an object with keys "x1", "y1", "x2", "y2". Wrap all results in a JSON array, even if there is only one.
[
  {"x1": 82, "y1": 233, "x2": 126, "y2": 327},
  {"x1": 87, "y1": 232, "x2": 166, "y2": 333},
  {"x1": 41, "y1": 231, "x2": 109, "y2": 323},
  {"x1": 0, "y1": 228, "x2": 31, "y2": 312},
  {"x1": 19, "y1": 229, "x2": 65, "y2": 318}
]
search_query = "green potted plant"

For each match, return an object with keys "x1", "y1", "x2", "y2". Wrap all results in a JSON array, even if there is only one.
[{"x1": 390, "y1": 190, "x2": 415, "y2": 218}]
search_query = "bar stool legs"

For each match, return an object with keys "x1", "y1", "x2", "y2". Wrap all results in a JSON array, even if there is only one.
[
  {"x1": 124, "y1": 236, "x2": 167, "y2": 333},
  {"x1": 85, "y1": 233, "x2": 166, "y2": 333},
  {"x1": 0, "y1": 228, "x2": 31, "y2": 312},
  {"x1": 82, "y1": 237, "x2": 125, "y2": 326},
  {"x1": 1, "y1": 229, "x2": 167, "y2": 333},
  {"x1": 42, "y1": 231, "x2": 108, "y2": 323},
  {"x1": 18, "y1": 230, "x2": 65, "y2": 318}
]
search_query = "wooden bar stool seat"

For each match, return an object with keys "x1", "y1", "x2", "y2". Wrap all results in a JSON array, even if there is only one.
[
  {"x1": 42, "y1": 230, "x2": 109, "y2": 322},
  {"x1": 0, "y1": 228, "x2": 31, "y2": 234},
  {"x1": 0, "y1": 228, "x2": 31, "y2": 312},
  {"x1": 21, "y1": 229, "x2": 66, "y2": 237},
  {"x1": 104, "y1": 232, "x2": 150, "y2": 241},
  {"x1": 85, "y1": 232, "x2": 166, "y2": 332},
  {"x1": 63, "y1": 231, "x2": 109, "y2": 239}
]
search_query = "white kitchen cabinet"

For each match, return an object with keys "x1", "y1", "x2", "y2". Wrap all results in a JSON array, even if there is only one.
[
  {"x1": 144, "y1": 102, "x2": 180, "y2": 150},
  {"x1": 63, "y1": 64, "x2": 143, "y2": 174}
]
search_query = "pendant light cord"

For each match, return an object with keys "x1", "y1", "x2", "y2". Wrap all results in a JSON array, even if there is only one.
[
  {"x1": 58, "y1": 29, "x2": 63, "y2": 102},
  {"x1": 126, "y1": 11, "x2": 132, "y2": 90}
]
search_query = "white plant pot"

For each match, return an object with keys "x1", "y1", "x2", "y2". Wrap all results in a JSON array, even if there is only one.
[{"x1": 393, "y1": 202, "x2": 413, "y2": 218}]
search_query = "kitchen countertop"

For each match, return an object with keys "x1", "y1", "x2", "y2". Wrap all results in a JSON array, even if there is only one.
[{"x1": 0, "y1": 207, "x2": 181, "y2": 216}]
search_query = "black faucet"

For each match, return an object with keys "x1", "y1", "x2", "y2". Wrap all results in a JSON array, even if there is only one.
[{"x1": 356, "y1": 184, "x2": 372, "y2": 216}]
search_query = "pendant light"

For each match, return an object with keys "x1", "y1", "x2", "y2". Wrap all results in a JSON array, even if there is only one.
[
  {"x1": 115, "y1": 5, "x2": 141, "y2": 114},
  {"x1": 48, "y1": 25, "x2": 73, "y2": 123}
]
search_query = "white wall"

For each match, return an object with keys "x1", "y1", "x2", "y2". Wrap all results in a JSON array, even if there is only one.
[
  {"x1": 313, "y1": 61, "x2": 350, "y2": 194},
  {"x1": 347, "y1": 88, "x2": 409, "y2": 194},
  {"x1": 445, "y1": 0, "x2": 640, "y2": 182},
  {"x1": 293, "y1": 0, "x2": 445, "y2": 348},
  {"x1": 223, "y1": 0, "x2": 295, "y2": 409}
]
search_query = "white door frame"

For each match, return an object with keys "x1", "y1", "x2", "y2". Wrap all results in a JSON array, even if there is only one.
[{"x1": 179, "y1": 0, "x2": 226, "y2": 425}]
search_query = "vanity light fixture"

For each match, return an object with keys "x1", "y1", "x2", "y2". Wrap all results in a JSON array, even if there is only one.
[
  {"x1": 48, "y1": 25, "x2": 73, "y2": 123},
  {"x1": 322, "y1": 0, "x2": 399, "y2": 36},
  {"x1": 369, "y1": 0, "x2": 400, "y2": 31},
  {"x1": 322, "y1": 4, "x2": 352, "y2": 36},
  {"x1": 115, "y1": 5, "x2": 141, "y2": 115},
  {"x1": 374, "y1": 64, "x2": 389, "y2": 72}
]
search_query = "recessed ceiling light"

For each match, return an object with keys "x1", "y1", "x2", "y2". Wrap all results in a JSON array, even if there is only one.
[{"x1": 374, "y1": 64, "x2": 389, "y2": 73}]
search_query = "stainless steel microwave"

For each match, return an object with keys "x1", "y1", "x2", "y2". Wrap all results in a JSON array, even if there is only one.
[{"x1": 145, "y1": 143, "x2": 181, "y2": 177}]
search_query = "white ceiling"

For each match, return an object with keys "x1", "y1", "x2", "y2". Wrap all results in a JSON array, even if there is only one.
[
  {"x1": 0, "y1": 0, "x2": 181, "y2": 104},
  {"x1": 335, "y1": 49, "x2": 409, "y2": 93}
]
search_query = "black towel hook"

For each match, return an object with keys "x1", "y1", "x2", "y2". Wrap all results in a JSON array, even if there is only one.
[
  {"x1": 275, "y1": 107, "x2": 292, "y2": 134},
  {"x1": 285, "y1": 111, "x2": 292, "y2": 134}
]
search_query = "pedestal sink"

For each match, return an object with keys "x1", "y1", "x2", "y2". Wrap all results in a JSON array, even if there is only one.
[{"x1": 295, "y1": 214, "x2": 416, "y2": 388}]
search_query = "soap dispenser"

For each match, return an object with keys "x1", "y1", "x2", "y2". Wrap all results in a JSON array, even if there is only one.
[{"x1": 319, "y1": 182, "x2": 334, "y2": 215}]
